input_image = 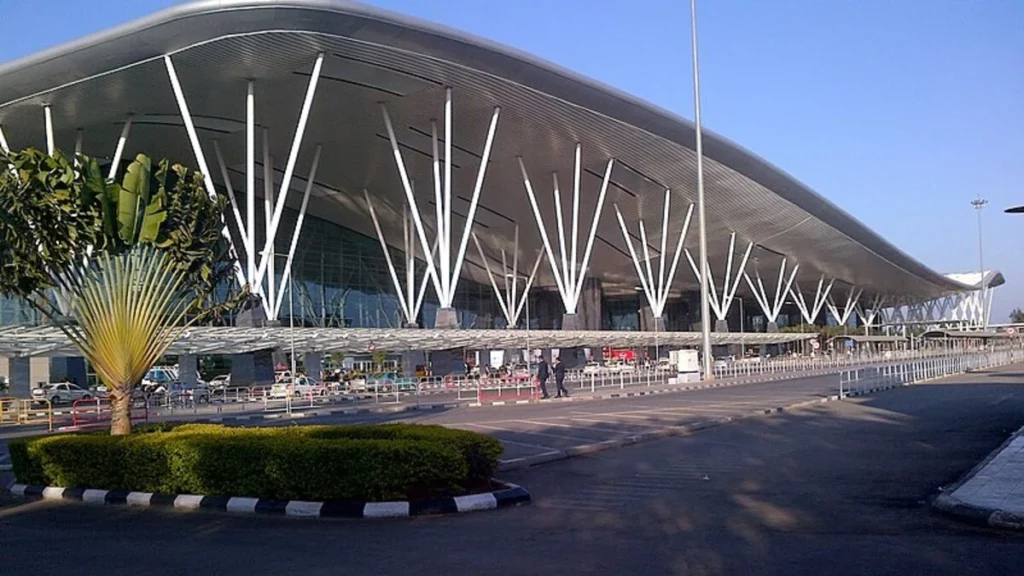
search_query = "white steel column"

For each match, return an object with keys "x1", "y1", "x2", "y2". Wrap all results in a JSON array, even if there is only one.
[
  {"x1": 472, "y1": 226, "x2": 544, "y2": 328},
  {"x1": 262, "y1": 128, "x2": 274, "y2": 304},
  {"x1": 380, "y1": 89, "x2": 501, "y2": 310},
  {"x1": 43, "y1": 106, "x2": 55, "y2": 155},
  {"x1": 254, "y1": 53, "x2": 324, "y2": 293},
  {"x1": 854, "y1": 294, "x2": 886, "y2": 330},
  {"x1": 684, "y1": 232, "x2": 752, "y2": 323},
  {"x1": 273, "y1": 144, "x2": 322, "y2": 320},
  {"x1": 613, "y1": 193, "x2": 694, "y2": 320},
  {"x1": 365, "y1": 191, "x2": 439, "y2": 325},
  {"x1": 108, "y1": 115, "x2": 133, "y2": 181},
  {"x1": 212, "y1": 140, "x2": 250, "y2": 260},
  {"x1": 825, "y1": 287, "x2": 862, "y2": 327},
  {"x1": 518, "y1": 146, "x2": 614, "y2": 315},
  {"x1": 246, "y1": 81, "x2": 256, "y2": 284},
  {"x1": 789, "y1": 275, "x2": 835, "y2": 325},
  {"x1": 0, "y1": 125, "x2": 10, "y2": 153},
  {"x1": 163, "y1": 54, "x2": 246, "y2": 288},
  {"x1": 743, "y1": 258, "x2": 799, "y2": 325}
]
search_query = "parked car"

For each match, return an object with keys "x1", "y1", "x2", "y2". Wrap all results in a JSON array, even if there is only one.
[
  {"x1": 269, "y1": 376, "x2": 327, "y2": 399},
  {"x1": 32, "y1": 382, "x2": 92, "y2": 405},
  {"x1": 163, "y1": 382, "x2": 211, "y2": 404},
  {"x1": 141, "y1": 367, "x2": 178, "y2": 393},
  {"x1": 208, "y1": 375, "x2": 230, "y2": 395}
]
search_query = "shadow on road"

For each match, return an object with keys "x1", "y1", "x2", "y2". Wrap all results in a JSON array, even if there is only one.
[{"x1": 3, "y1": 372, "x2": 1024, "y2": 575}]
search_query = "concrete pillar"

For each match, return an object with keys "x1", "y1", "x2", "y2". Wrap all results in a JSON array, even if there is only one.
[
  {"x1": 49, "y1": 356, "x2": 87, "y2": 387},
  {"x1": 179, "y1": 354, "x2": 198, "y2": 385},
  {"x1": 434, "y1": 308, "x2": 459, "y2": 329},
  {"x1": 561, "y1": 313, "x2": 580, "y2": 331},
  {"x1": 303, "y1": 352, "x2": 323, "y2": 380},
  {"x1": 640, "y1": 306, "x2": 666, "y2": 332},
  {"x1": 9, "y1": 356, "x2": 31, "y2": 398},
  {"x1": 767, "y1": 321, "x2": 780, "y2": 333},
  {"x1": 231, "y1": 350, "x2": 275, "y2": 387},
  {"x1": 715, "y1": 319, "x2": 730, "y2": 333},
  {"x1": 401, "y1": 350, "x2": 426, "y2": 377}
]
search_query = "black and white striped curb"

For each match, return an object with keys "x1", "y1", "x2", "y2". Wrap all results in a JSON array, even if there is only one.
[
  {"x1": 496, "y1": 380, "x2": 911, "y2": 471},
  {"x1": 932, "y1": 425, "x2": 1024, "y2": 531},
  {"x1": 4, "y1": 481, "x2": 530, "y2": 519}
]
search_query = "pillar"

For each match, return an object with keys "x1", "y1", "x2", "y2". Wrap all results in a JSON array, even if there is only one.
[
  {"x1": 401, "y1": 350, "x2": 426, "y2": 377},
  {"x1": 303, "y1": 352, "x2": 323, "y2": 380},
  {"x1": 561, "y1": 313, "x2": 580, "y2": 330},
  {"x1": 434, "y1": 307, "x2": 459, "y2": 329},
  {"x1": 177, "y1": 354, "x2": 198, "y2": 385},
  {"x1": 49, "y1": 356, "x2": 87, "y2": 387},
  {"x1": 9, "y1": 356, "x2": 31, "y2": 398},
  {"x1": 231, "y1": 350, "x2": 275, "y2": 386}
]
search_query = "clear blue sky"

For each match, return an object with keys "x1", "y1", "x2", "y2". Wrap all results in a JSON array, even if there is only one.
[{"x1": 2, "y1": 0, "x2": 1021, "y2": 319}]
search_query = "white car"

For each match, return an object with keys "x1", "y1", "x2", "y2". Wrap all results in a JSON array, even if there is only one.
[
  {"x1": 270, "y1": 376, "x2": 327, "y2": 399},
  {"x1": 32, "y1": 382, "x2": 92, "y2": 405},
  {"x1": 141, "y1": 367, "x2": 178, "y2": 393},
  {"x1": 582, "y1": 362, "x2": 602, "y2": 375}
]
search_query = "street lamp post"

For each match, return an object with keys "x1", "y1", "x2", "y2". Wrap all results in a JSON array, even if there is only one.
[
  {"x1": 971, "y1": 197, "x2": 987, "y2": 330},
  {"x1": 689, "y1": 0, "x2": 714, "y2": 380}
]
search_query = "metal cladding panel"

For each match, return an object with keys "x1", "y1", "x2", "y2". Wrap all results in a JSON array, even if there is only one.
[{"x1": 0, "y1": 0, "x2": 983, "y2": 305}]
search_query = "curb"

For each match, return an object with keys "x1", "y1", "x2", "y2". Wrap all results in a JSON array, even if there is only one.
[
  {"x1": 932, "y1": 425, "x2": 1024, "y2": 530},
  {"x1": 3, "y1": 480, "x2": 531, "y2": 519},
  {"x1": 496, "y1": 380, "x2": 910, "y2": 471}
]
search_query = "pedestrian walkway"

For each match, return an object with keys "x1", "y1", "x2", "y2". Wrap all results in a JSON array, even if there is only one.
[{"x1": 935, "y1": 426, "x2": 1024, "y2": 529}]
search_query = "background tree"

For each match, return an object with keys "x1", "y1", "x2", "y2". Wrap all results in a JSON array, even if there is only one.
[
  {"x1": 1010, "y1": 308, "x2": 1024, "y2": 324},
  {"x1": 0, "y1": 148, "x2": 247, "y2": 434}
]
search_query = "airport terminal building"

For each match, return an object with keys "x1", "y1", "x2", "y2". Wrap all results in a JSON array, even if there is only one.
[{"x1": 0, "y1": 0, "x2": 1004, "y2": 386}]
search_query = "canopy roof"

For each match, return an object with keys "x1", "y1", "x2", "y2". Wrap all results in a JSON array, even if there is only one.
[
  {"x1": 0, "y1": 326, "x2": 814, "y2": 357},
  {"x1": 0, "y1": 0, "x2": 990, "y2": 305}
]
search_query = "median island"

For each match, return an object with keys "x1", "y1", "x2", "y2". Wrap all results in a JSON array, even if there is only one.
[{"x1": 10, "y1": 423, "x2": 504, "y2": 503}]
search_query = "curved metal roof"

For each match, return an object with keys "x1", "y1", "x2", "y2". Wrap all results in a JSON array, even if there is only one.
[{"x1": 0, "y1": 0, "x2": 990, "y2": 306}]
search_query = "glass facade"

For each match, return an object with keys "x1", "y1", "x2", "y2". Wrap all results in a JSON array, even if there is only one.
[{"x1": 255, "y1": 204, "x2": 504, "y2": 329}]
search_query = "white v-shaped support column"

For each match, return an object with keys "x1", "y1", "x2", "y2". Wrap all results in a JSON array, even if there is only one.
[
  {"x1": 684, "y1": 232, "x2": 753, "y2": 322},
  {"x1": 743, "y1": 258, "x2": 799, "y2": 324},
  {"x1": 472, "y1": 226, "x2": 544, "y2": 328},
  {"x1": 518, "y1": 145, "x2": 615, "y2": 315},
  {"x1": 271, "y1": 144, "x2": 322, "y2": 321},
  {"x1": 380, "y1": 88, "x2": 501, "y2": 311},
  {"x1": 163, "y1": 54, "x2": 247, "y2": 289},
  {"x1": 252, "y1": 53, "x2": 324, "y2": 297},
  {"x1": 825, "y1": 287, "x2": 862, "y2": 327},
  {"x1": 613, "y1": 191, "x2": 693, "y2": 319},
  {"x1": 789, "y1": 275, "x2": 834, "y2": 325},
  {"x1": 854, "y1": 294, "x2": 887, "y2": 329},
  {"x1": 364, "y1": 191, "x2": 439, "y2": 326}
]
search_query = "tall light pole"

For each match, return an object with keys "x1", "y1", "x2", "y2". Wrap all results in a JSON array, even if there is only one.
[
  {"x1": 690, "y1": 0, "x2": 714, "y2": 380},
  {"x1": 971, "y1": 196, "x2": 988, "y2": 330}
]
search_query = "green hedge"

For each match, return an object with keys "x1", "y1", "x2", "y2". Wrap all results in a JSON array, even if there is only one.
[{"x1": 9, "y1": 423, "x2": 503, "y2": 502}]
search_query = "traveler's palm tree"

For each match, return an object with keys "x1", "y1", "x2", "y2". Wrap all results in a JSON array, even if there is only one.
[{"x1": 0, "y1": 149, "x2": 246, "y2": 434}]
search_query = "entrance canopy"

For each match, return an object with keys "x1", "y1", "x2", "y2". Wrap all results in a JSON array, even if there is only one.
[{"x1": 0, "y1": 325, "x2": 815, "y2": 357}]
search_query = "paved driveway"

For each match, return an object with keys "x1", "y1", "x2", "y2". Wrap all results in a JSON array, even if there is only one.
[{"x1": 3, "y1": 366, "x2": 1024, "y2": 575}]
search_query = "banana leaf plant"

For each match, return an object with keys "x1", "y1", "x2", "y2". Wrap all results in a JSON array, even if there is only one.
[{"x1": 0, "y1": 148, "x2": 248, "y2": 434}]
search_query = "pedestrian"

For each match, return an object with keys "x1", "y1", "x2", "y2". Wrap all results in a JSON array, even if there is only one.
[
  {"x1": 536, "y1": 357, "x2": 550, "y2": 399},
  {"x1": 553, "y1": 355, "x2": 569, "y2": 398}
]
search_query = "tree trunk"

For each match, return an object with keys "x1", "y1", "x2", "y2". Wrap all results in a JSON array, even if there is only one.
[{"x1": 109, "y1": 389, "x2": 133, "y2": 436}]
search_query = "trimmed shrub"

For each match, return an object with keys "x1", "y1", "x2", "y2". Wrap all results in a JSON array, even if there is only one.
[{"x1": 9, "y1": 423, "x2": 500, "y2": 502}]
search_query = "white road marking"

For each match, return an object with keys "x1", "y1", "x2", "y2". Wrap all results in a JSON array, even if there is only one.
[{"x1": 461, "y1": 422, "x2": 600, "y2": 443}]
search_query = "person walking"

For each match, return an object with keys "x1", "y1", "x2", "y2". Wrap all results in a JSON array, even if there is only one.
[
  {"x1": 536, "y1": 357, "x2": 551, "y2": 399},
  {"x1": 553, "y1": 356, "x2": 569, "y2": 398}
]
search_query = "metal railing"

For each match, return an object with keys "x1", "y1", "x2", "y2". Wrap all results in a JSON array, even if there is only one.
[{"x1": 837, "y1": 348, "x2": 1024, "y2": 397}]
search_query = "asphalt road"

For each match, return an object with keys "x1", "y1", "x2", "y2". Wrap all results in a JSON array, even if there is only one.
[
  {"x1": 3, "y1": 365, "x2": 1024, "y2": 575},
  {"x1": 251, "y1": 368, "x2": 876, "y2": 464}
]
